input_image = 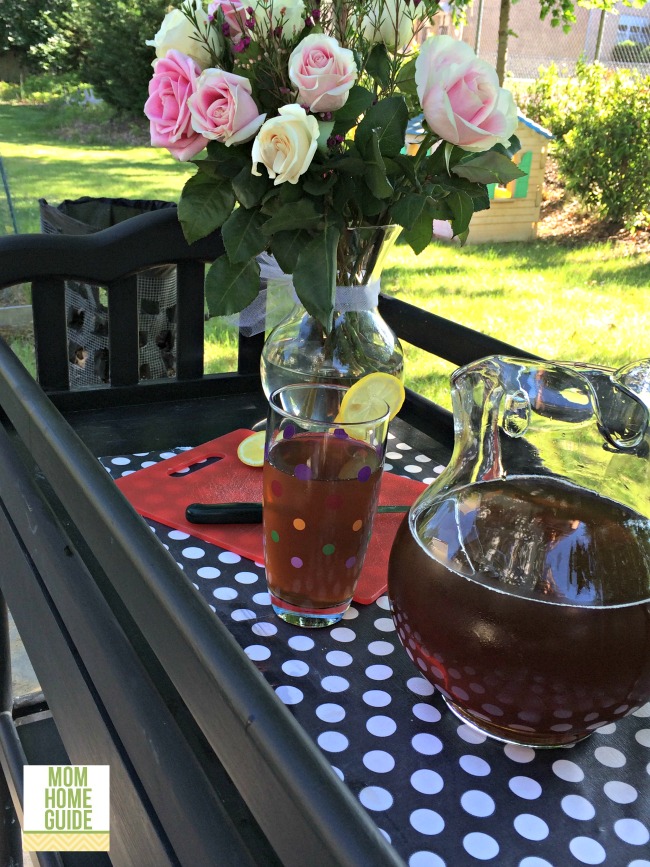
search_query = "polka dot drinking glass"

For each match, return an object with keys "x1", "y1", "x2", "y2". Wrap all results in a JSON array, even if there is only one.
[{"x1": 264, "y1": 384, "x2": 390, "y2": 628}]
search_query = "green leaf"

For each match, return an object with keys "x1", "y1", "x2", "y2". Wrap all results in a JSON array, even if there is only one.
[
  {"x1": 331, "y1": 155, "x2": 367, "y2": 176},
  {"x1": 364, "y1": 132, "x2": 393, "y2": 199},
  {"x1": 355, "y1": 95, "x2": 409, "y2": 159},
  {"x1": 331, "y1": 85, "x2": 374, "y2": 134},
  {"x1": 446, "y1": 189, "x2": 474, "y2": 237},
  {"x1": 395, "y1": 56, "x2": 418, "y2": 97},
  {"x1": 389, "y1": 153, "x2": 419, "y2": 186},
  {"x1": 178, "y1": 173, "x2": 235, "y2": 244},
  {"x1": 292, "y1": 225, "x2": 340, "y2": 331},
  {"x1": 269, "y1": 230, "x2": 312, "y2": 274},
  {"x1": 262, "y1": 199, "x2": 323, "y2": 234},
  {"x1": 453, "y1": 151, "x2": 526, "y2": 185},
  {"x1": 232, "y1": 165, "x2": 270, "y2": 209},
  {"x1": 302, "y1": 171, "x2": 338, "y2": 195},
  {"x1": 222, "y1": 207, "x2": 267, "y2": 264},
  {"x1": 403, "y1": 211, "x2": 435, "y2": 255},
  {"x1": 391, "y1": 194, "x2": 427, "y2": 231},
  {"x1": 204, "y1": 139, "x2": 249, "y2": 178},
  {"x1": 366, "y1": 43, "x2": 391, "y2": 88},
  {"x1": 205, "y1": 256, "x2": 260, "y2": 317}
]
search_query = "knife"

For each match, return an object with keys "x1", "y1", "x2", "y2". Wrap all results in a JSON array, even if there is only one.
[{"x1": 185, "y1": 502, "x2": 410, "y2": 524}]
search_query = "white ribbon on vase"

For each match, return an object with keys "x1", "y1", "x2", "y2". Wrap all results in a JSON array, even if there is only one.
[{"x1": 217, "y1": 252, "x2": 381, "y2": 337}]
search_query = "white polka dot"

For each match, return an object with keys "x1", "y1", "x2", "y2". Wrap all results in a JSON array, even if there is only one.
[
  {"x1": 244, "y1": 645, "x2": 270, "y2": 661},
  {"x1": 412, "y1": 733, "x2": 442, "y2": 755},
  {"x1": 251, "y1": 621, "x2": 277, "y2": 637},
  {"x1": 404, "y1": 465, "x2": 423, "y2": 473},
  {"x1": 327, "y1": 650, "x2": 353, "y2": 667},
  {"x1": 456, "y1": 724, "x2": 487, "y2": 744},
  {"x1": 111, "y1": 456, "x2": 131, "y2": 465},
  {"x1": 366, "y1": 664, "x2": 393, "y2": 681},
  {"x1": 519, "y1": 859, "x2": 553, "y2": 867},
  {"x1": 409, "y1": 767, "x2": 443, "y2": 795},
  {"x1": 552, "y1": 759, "x2": 584, "y2": 783},
  {"x1": 375, "y1": 595, "x2": 391, "y2": 610},
  {"x1": 367, "y1": 715, "x2": 397, "y2": 737},
  {"x1": 413, "y1": 703, "x2": 441, "y2": 723},
  {"x1": 384, "y1": 463, "x2": 393, "y2": 471},
  {"x1": 614, "y1": 818, "x2": 649, "y2": 846},
  {"x1": 628, "y1": 861, "x2": 650, "y2": 867},
  {"x1": 461, "y1": 790, "x2": 495, "y2": 817},
  {"x1": 168, "y1": 530, "x2": 190, "y2": 540},
  {"x1": 408, "y1": 677, "x2": 435, "y2": 696},
  {"x1": 459, "y1": 755, "x2": 491, "y2": 777},
  {"x1": 218, "y1": 551, "x2": 241, "y2": 564},
  {"x1": 317, "y1": 731, "x2": 349, "y2": 752},
  {"x1": 368, "y1": 641, "x2": 394, "y2": 656},
  {"x1": 181, "y1": 546, "x2": 205, "y2": 559},
  {"x1": 603, "y1": 780, "x2": 637, "y2": 804},
  {"x1": 321, "y1": 676, "x2": 349, "y2": 693},
  {"x1": 359, "y1": 786, "x2": 393, "y2": 811},
  {"x1": 234, "y1": 570, "x2": 258, "y2": 584},
  {"x1": 331, "y1": 766, "x2": 344, "y2": 781},
  {"x1": 275, "y1": 685, "x2": 303, "y2": 705},
  {"x1": 197, "y1": 566, "x2": 221, "y2": 579},
  {"x1": 363, "y1": 690, "x2": 391, "y2": 707},
  {"x1": 463, "y1": 832, "x2": 499, "y2": 860},
  {"x1": 633, "y1": 702, "x2": 650, "y2": 717},
  {"x1": 288, "y1": 635, "x2": 314, "y2": 651},
  {"x1": 386, "y1": 451, "x2": 403, "y2": 460},
  {"x1": 342, "y1": 606, "x2": 359, "y2": 620},
  {"x1": 410, "y1": 809, "x2": 444, "y2": 835},
  {"x1": 504, "y1": 744, "x2": 535, "y2": 763},
  {"x1": 330, "y1": 627, "x2": 356, "y2": 642},
  {"x1": 594, "y1": 746, "x2": 626, "y2": 767},
  {"x1": 316, "y1": 703, "x2": 345, "y2": 723},
  {"x1": 635, "y1": 728, "x2": 650, "y2": 747},
  {"x1": 252, "y1": 592, "x2": 271, "y2": 605},
  {"x1": 140, "y1": 461, "x2": 157, "y2": 468},
  {"x1": 415, "y1": 454, "x2": 432, "y2": 463},
  {"x1": 374, "y1": 618, "x2": 395, "y2": 632},
  {"x1": 363, "y1": 750, "x2": 395, "y2": 773},
  {"x1": 396, "y1": 442, "x2": 412, "y2": 451},
  {"x1": 562, "y1": 795, "x2": 595, "y2": 820},
  {"x1": 282, "y1": 660, "x2": 309, "y2": 677},
  {"x1": 213, "y1": 587, "x2": 238, "y2": 600},
  {"x1": 569, "y1": 836, "x2": 606, "y2": 864},
  {"x1": 514, "y1": 814, "x2": 549, "y2": 841},
  {"x1": 508, "y1": 776, "x2": 542, "y2": 800},
  {"x1": 231, "y1": 608, "x2": 256, "y2": 622},
  {"x1": 409, "y1": 852, "x2": 445, "y2": 867},
  {"x1": 379, "y1": 829, "x2": 391, "y2": 844}
]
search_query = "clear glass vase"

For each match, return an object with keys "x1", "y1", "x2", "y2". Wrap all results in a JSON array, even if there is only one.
[{"x1": 260, "y1": 225, "x2": 404, "y2": 398}]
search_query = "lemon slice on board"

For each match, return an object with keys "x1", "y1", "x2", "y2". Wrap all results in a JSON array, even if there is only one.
[
  {"x1": 236, "y1": 430, "x2": 266, "y2": 467},
  {"x1": 337, "y1": 372, "x2": 405, "y2": 424}
]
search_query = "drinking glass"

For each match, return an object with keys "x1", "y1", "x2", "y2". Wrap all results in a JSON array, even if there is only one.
[{"x1": 264, "y1": 384, "x2": 390, "y2": 628}]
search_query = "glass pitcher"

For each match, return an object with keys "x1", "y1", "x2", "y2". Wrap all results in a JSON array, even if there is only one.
[{"x1": 388, "y1": 356, "x2": 650, "y2": 747}]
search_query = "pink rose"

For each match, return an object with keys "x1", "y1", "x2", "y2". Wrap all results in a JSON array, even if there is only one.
[
  {"x1": 188, "y1": 69, "x2": 266, "y2": 146},
  {"x1": 415, "y1": 35, "x2": 518, "y2": 153},
  {"x1": 145, "y1": 50, "x2": 208, "y2": 161},
  {"x1": 208, "y1": 0, "x2": 247, "y2": 43},
  {"x1": 288, "y1": 34, "x2": 357, "y2": 113}
]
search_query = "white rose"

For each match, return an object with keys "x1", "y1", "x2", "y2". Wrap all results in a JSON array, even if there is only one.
[
  {"x1": 251, "y1": 104, "x2": 319, "y2": 185},
  {"x1": 146, "y1": 1, "x2": 221, "y2": 68},
  {"x1": 251, "y1": 0, "x2": 305, "y2": 39},
  {"x1": 361, "y1": 0, "x2": 413, "y2": 51}
]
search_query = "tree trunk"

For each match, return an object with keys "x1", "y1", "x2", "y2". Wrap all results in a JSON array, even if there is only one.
[{"x1": 496, "y1": 0, "x2": 511, "y2": 86}]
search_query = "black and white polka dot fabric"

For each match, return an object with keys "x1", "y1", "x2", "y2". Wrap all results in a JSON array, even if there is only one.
[{"x1": 103, "y1": 434, "x2": 650, "y2": 867}]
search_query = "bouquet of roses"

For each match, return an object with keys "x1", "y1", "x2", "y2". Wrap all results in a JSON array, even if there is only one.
[{"x1": 145, "y1": 0, "x2": 523, "y2": 330}]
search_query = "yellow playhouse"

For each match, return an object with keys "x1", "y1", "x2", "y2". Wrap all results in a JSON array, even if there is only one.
[{"x1": 406, "y1": 113, "x2": 553, "y2": 244}]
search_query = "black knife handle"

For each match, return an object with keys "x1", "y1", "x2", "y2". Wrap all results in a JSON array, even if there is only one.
[{"x1": 185, "y1": 502, "x2": 263, "y2": 524}]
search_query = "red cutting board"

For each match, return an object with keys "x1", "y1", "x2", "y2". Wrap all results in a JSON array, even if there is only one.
[{"x1": 115, "y1": 429, "x2": 426, "y2": 604}]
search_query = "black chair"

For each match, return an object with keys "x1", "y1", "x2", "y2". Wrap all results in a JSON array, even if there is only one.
[{"x1": 0, "y1": 207, "x2": 536, "y2": 866}]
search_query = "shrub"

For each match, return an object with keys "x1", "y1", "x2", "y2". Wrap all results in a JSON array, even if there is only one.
[
  {"x1": 611, "y1": 40, "x2": 650, "y2": 64},
  {"x1": 522, "y1": 60, "x2": 650, "y2": 228}
]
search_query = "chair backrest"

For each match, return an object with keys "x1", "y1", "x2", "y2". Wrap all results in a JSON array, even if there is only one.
[{"x1": 0, "y1": 206, "x2": 264, "y2": 403}]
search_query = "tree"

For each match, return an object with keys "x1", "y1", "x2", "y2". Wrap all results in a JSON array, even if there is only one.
[{"x1": 0, "y1": 0, "x2": 72, "y2": 68}]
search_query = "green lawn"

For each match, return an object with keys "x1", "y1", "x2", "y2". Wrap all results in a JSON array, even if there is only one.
[{"x1": 1, "y1": 100, "x2": 649, "y2": 408}]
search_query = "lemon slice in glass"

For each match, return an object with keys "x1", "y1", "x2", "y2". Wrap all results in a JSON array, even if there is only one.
[
  {"x1": 236, "y1": 430, "x2": 266, "y2": 467},
  {"x1": 337, "y1": 372, "x2": 405, "y2": 423}
]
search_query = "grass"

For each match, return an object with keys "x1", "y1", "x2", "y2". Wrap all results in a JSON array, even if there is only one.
[{"x1": 1, "y1": 96, "x2": 649, "y2": 408}]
